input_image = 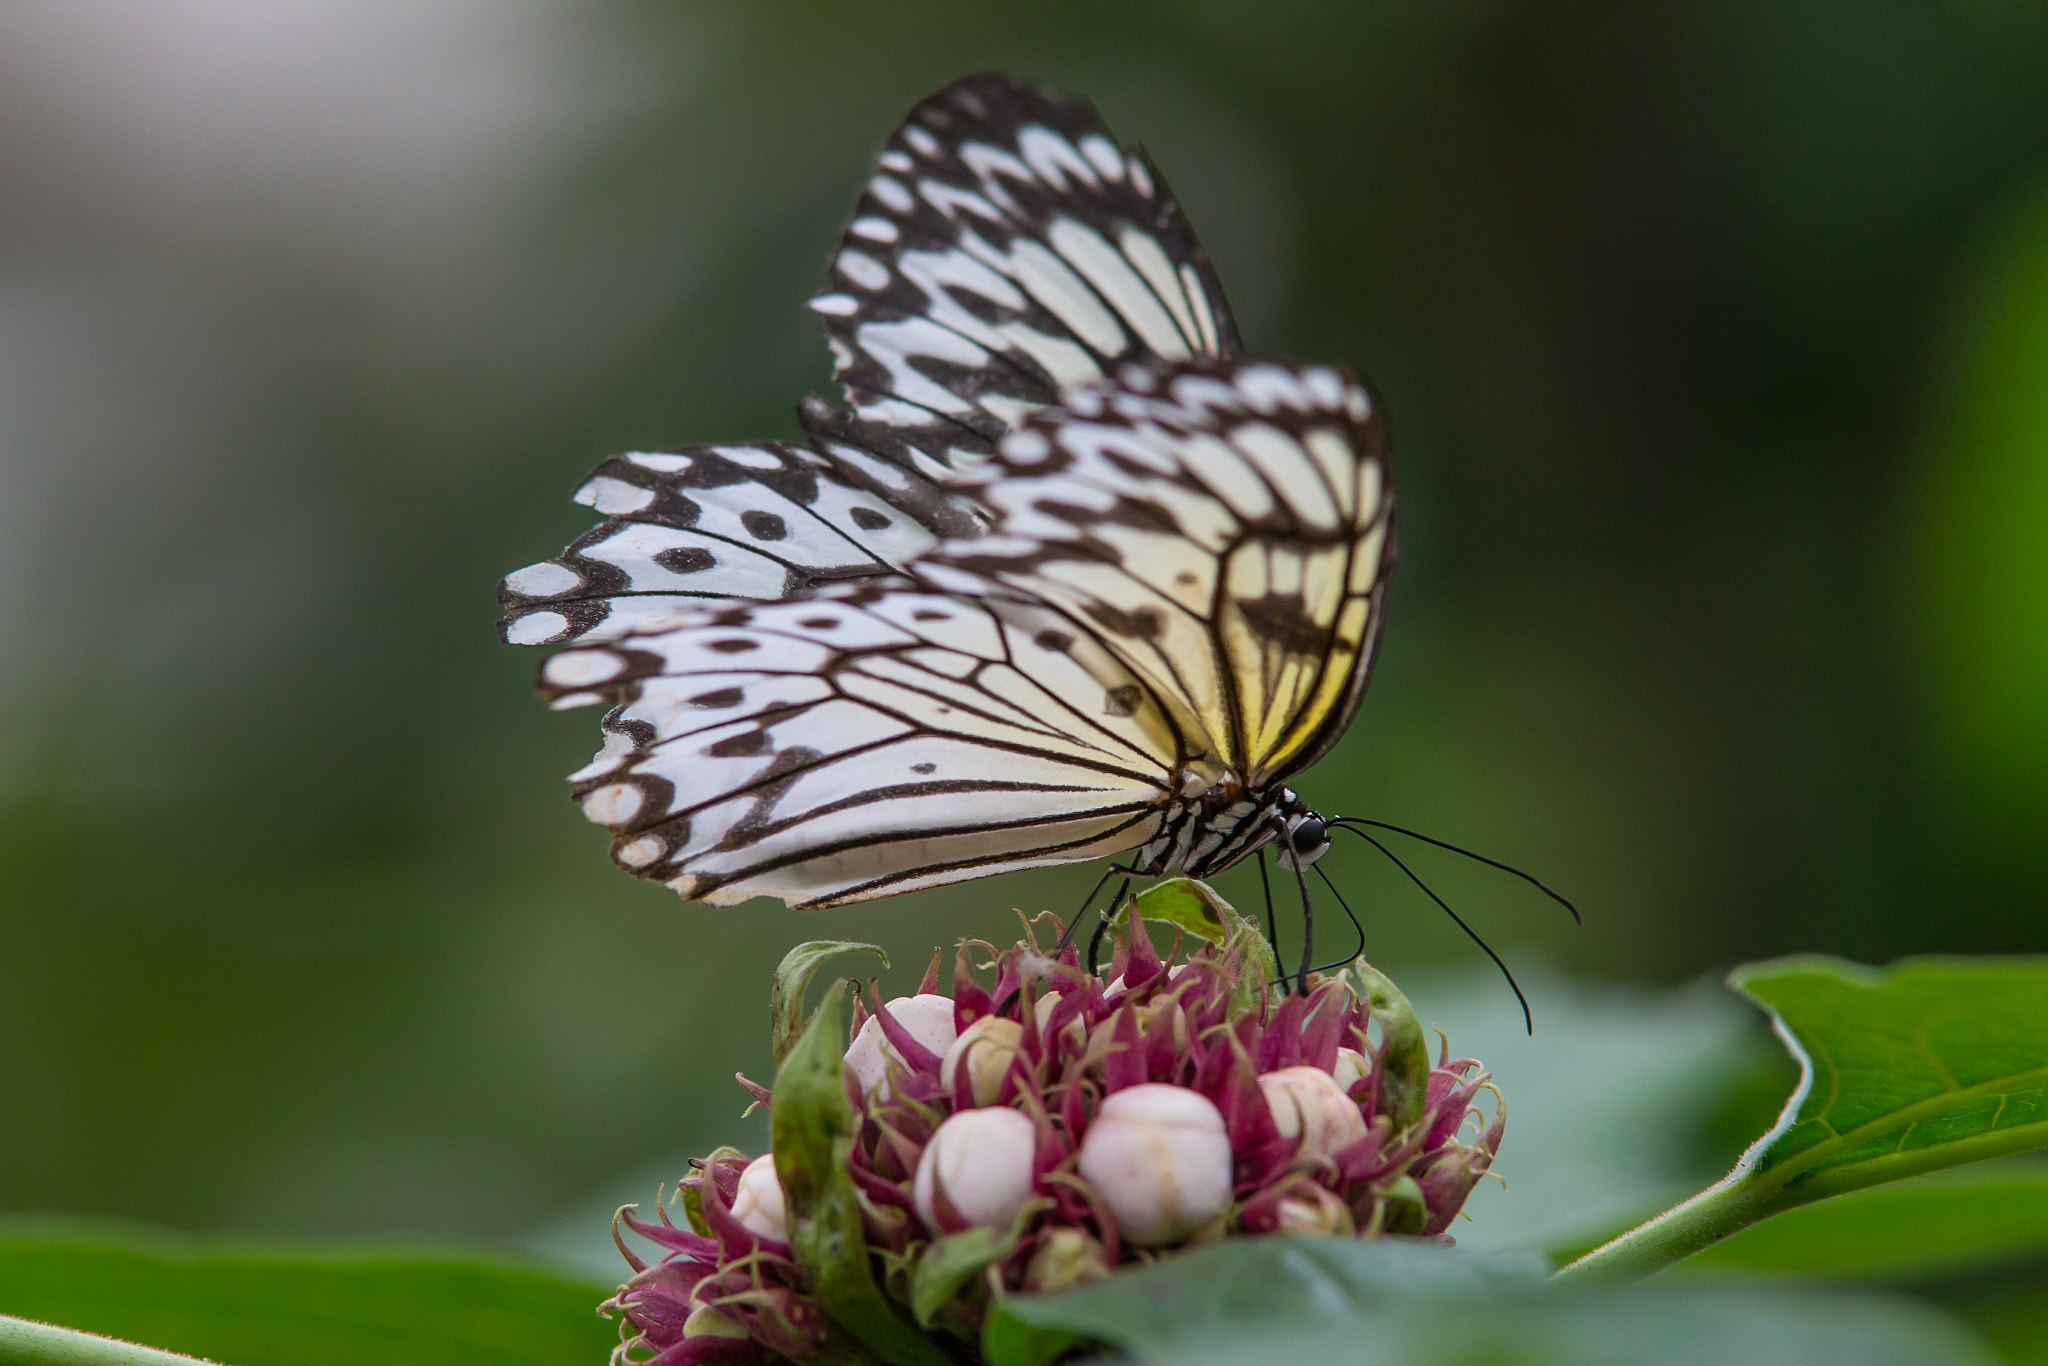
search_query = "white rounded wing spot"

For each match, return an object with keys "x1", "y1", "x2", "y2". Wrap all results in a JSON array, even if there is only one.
[
  {"x1": 505, "y1": 611, "x2": 570, "y2": 645},
  {"x1": 582, "y1": 782, "x2": 644, "y2": 826},
  {"x1": 502, "y1": 561, "x2": 581, "y2": 598},
  {"x1": 545, "y1": 649, "x2": 627, "y2": 687},
  {"x1": 574, "y1": 476, "x2": 656, "y2": 515}
]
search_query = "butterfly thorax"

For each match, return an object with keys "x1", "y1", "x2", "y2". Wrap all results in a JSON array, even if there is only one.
[{"x1": 1137, "y1": 779, "x2": 1331, "y2": 880}]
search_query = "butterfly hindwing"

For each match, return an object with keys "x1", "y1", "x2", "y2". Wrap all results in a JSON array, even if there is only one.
[
  {"x1": 805, "y1": 73, "x2": 1242, "y2": 474},
  {"x1": 535, "y1": 583, "x2": 1187, "y2": 906},
  {"x1": 919, "y1": 357, "x2": 1395, "y2": 787}
]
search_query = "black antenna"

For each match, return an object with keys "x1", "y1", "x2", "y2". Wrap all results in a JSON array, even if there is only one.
[
  {"x1": 1337, "y1": 824, "x2": 1533, "y2": 1035},
  {"x1": 1337, "y1": 818, "x2": 1580, "y2": 925},
  {"x1": 1308, "y1": 861, "x2": 1367, "y2": 975}
]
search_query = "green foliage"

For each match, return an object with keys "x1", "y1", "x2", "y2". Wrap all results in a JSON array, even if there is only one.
[
  {"x1": 1124, "y1": 876, "x2": 1277, "y2": 1013},
  {"x1": 1693, "y1": 1158, "x2": 2048, "y2": 1280},
  {"x1": 1560, "y1": 955, "x2": 2048, "y2": 1284},
  {"x1": 908, "y1": 1204, "x2": 1038, "y2": 1329},
  {"x1": 1349, "y1": 962, "x2": 1431, "y2": 1132},
  {"x1": 771, "y1": 941, "x2": 888, "y2": 1069},
  {"x1": 0, "y1": 1220, "x2": 612, "y2": 1366},
  {"x1": 987, "y1": 1237, "x2": 1990, "y2": 1366},
  {"x1": 771, "y1": 981, "x2": 948, "y2": 1366}
]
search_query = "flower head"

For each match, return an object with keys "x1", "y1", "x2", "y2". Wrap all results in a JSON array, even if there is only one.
[{"x1": 606, "y1": 890, "x2": 1503, "y2": 1360}]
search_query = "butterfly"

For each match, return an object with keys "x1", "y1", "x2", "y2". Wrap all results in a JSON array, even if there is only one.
[{"x1": 499, "y1": 73, "x2": 1393, "y2": 918}]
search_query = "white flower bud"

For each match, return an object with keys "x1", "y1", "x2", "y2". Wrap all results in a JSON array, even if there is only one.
[
  {"x1": 939, "y1": 1015, "x2": 1022, "y2": 1105},
  {"x1": 1259, "y1": 1064, "x2": 1368, "y2": 1159},
  {"x1": 914, "y1": 1106, "x2": 1037, "y2": 1232},
  {"x1": 1076, "y1": 1083, "x2": 1232, "y2": 1246},
  {"x1": 1032, "y1": 990, "x2": 1086, "y2": 1049},
  {"x1": 844, "y1": 994, "x2": 957, "y2": 1096},
  {"x1": 1332, "y1": 1046, "x2": 1371, "y2": 1096},
  {"x1": 730, "y1": 1152, "x2": 787, "y2": 1242}
]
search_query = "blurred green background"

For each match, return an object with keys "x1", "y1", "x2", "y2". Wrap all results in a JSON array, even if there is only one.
[{"x1": 2, "y1": 0, "x2": 2045, "y2": 1291}]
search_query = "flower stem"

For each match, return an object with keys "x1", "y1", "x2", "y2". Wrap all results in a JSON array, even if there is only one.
[
  {"x1": 1549, "y1": 1178, "x2": 1776, "y2": 1288},
  {"x1": 0, "y1": 1315, "x2": 213, "y2": 1366}
]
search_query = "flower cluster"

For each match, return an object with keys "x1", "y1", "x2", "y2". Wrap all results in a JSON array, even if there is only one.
[{"x1": 605, "y1": 903, "x2": 1502, "y2": 1364}]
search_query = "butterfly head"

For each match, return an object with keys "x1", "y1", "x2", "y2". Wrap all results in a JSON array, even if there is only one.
[{"x1": 1273, "y1": 793, "x2": 1332, "y2": 872}]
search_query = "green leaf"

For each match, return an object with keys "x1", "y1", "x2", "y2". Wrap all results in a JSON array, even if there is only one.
[
  {"x1": 1349, "y1": 962, "x2": 1430, "y2": 1132},
  {"x1": 1689, "y1": 1157, "x2": 2048, "y2": 1280},
  {"x1": 908, "y1": 1202, "x2": 1041, "y2": 1328},
  {"x1": 1558, "y1": 955, "x2": 2048, "y2": 1285},
  {"x1": 0, "y1": 1314, "x2": 211, "y2": 1366},
  {"x1": 771, "y1": 981, "x2": 947, "y2": 1366},
  {"x1": 1122, "y1": 877, "x2": 1276, "y2": 1011},
  {"x1": 993, "y1": 1236, "x2": 1992, "y2": 1365},
  {"x1": 771, "y1": 941, "x2": 887, "y2": 1069},
  {"x1": 978, "y1": 1304, "x2": 1085, "y2": 1366},
  {"x1": 0, "y1": 1219, "x2": 613, "y2": 1366},
  {"x1": 1126, "y1": 877, "x2": 1232, "y2": 946}
]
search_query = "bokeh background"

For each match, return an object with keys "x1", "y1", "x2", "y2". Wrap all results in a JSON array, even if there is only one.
[{"x1": 3, "y1": 0, "x2": 2045, "y2": 1287}]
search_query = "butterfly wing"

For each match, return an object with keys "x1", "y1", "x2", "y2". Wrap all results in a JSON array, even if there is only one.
[
  {"x1": 497, "y1": 441, "x2": 977, "y2": 646},
  {"x1": 804, "y1": 72, "x2": 1242, "y2": 480},
  {"x1": 919, "y1": 357, "x2": 1395, "y2": 787},
  {"x1": 535, "y1": 583, "x2": 1189, "y2": 907}
]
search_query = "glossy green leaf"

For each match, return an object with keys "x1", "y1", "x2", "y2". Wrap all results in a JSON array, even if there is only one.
[
  {"x1": 0, "y1": 1220, "x2": 613, "y2": 1366},
  {"x1": 770, "y1": 980, "x2": 946, "y2": 1366},
  {"x1": 989, "y1": 1236, "x2": 1991, "y2": 1366},
  {"x1": 1559, "y1": 955, "x2": 2048, "y2": 1285},
  {"x1": 1126, "y1": 877, "x2": 1232, "y2": 946},
  {"x1": 1691, "y1": 1157, "x2": 2048, "y2": 1280},
  {"x1": 771, "y1": 941, "x2": 887, "y2": 1069}
]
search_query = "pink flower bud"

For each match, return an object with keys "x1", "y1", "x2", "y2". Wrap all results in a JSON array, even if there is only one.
[
  {"x1": 1259, "y1": 1064, "x2": 1368, "y2": 1159},
  {"x1": 939, "y1": 1015, "x2": 1022, "y2": 1105},
  {"x1": 844, "y1": 993, "x2": 956, "y2": 1096},
  {"x1": 730, "y1": 1152, "x2": 787, "y2": 1243},
  {"x1": 1076, "y1": 1083, "x2": 1232, "y2": 1246},
  {"x1": 914, "y1": 1106, "x2": 1037, "y2": 1232},
  {"x1": 1332, "y1": 1046, "x2": 1371, "y2": 1095}
]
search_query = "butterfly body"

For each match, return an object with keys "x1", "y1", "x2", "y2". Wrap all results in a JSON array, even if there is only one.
[{"x1": 504, "y1": 74, "x2": 1387, "y2": 910}]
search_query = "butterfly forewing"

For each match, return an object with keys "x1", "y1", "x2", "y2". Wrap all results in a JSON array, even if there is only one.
[
  {"x1": 920, "y1": 359, "x2": 1395, "y2": 787},
  {"x1": 498, "y1": 441, "x2": 967, "y2": 646},
  {"x1": 534, "y1": 584, "x2": 1187, "y2": 907},
  {"x1": 806, "y1": 73, "x2": 1241, "y2": 466}
]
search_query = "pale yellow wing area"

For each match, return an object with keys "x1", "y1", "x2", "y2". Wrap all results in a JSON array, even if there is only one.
[{"x1": 921, "y1": 357, "x2": 1394, "y2": 786}]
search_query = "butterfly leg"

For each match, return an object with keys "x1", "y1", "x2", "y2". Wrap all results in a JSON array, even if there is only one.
[
  {"x1": 1053, "y1": 863, "x2": 1129, "y2": 957},
  {"x1": 1291, "y1": 861, "x2": 1316, "y2": 995}
]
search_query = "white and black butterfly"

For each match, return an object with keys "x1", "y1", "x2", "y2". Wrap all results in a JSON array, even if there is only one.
[{"x1": 499, "y1": 74, "x2": 1398, "y2": 939}]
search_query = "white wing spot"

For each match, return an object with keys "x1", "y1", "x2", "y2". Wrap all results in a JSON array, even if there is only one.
[
  {"x1": 1079, "y1": 134, "x2": 1125, "y2": 180},
  {"x1": 905, "y1": 125, "x2": 940, "y2": 157},
  {"x1": 809, "y1": 293, "x2": 859, "y2": 316},
  {"x1": 837, "y1": 249, "x2": 891, "y2": 291},
  {"x1": 575, "y1": 476, "x2": 656, "y2": 516},
  {"x1": 505, "y1": 611, "x2": 569, "y2": 645},
  {"x1": 503, "y1": 561, "x2": 581, "y2": 598},
  {"x1": 869, "y1": 176, "x2": 914, "y2": 212},
  {"x1": 545, "y1": 649, "x2": 627, "y2": 687},
  {"x1": 626, "y1": 452, "x2": 692, "y2": 474},
  {"x1": 1002, "y1": 428, "x2": 1052, "y2": 463},
  {"x1": 617, "y1": 835, "x2": 666, "y2": 868},
  {"x1": 878, "y1": 149, "x2": 913, "y2": 173},
  {"x1": 582, "y1": 782, "x2": 644, "y2": 826},
  {"x1": 850, "y1": 216, "x2": 900, "y2": 243},
  {"x1": 1128, "y1": 160, "x2": 1154, "y2": 197},
  {"x1": 1017, "y1": 125, "x2": 1097, "y2": 190},
  {"x1": 714, "y1": 445, "x2": 784, "y2": 470}
]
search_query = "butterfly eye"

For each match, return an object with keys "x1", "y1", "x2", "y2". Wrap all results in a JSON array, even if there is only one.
[{"x1": 1294, "y1": 810, "x2": 1327, "y2": 856}]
